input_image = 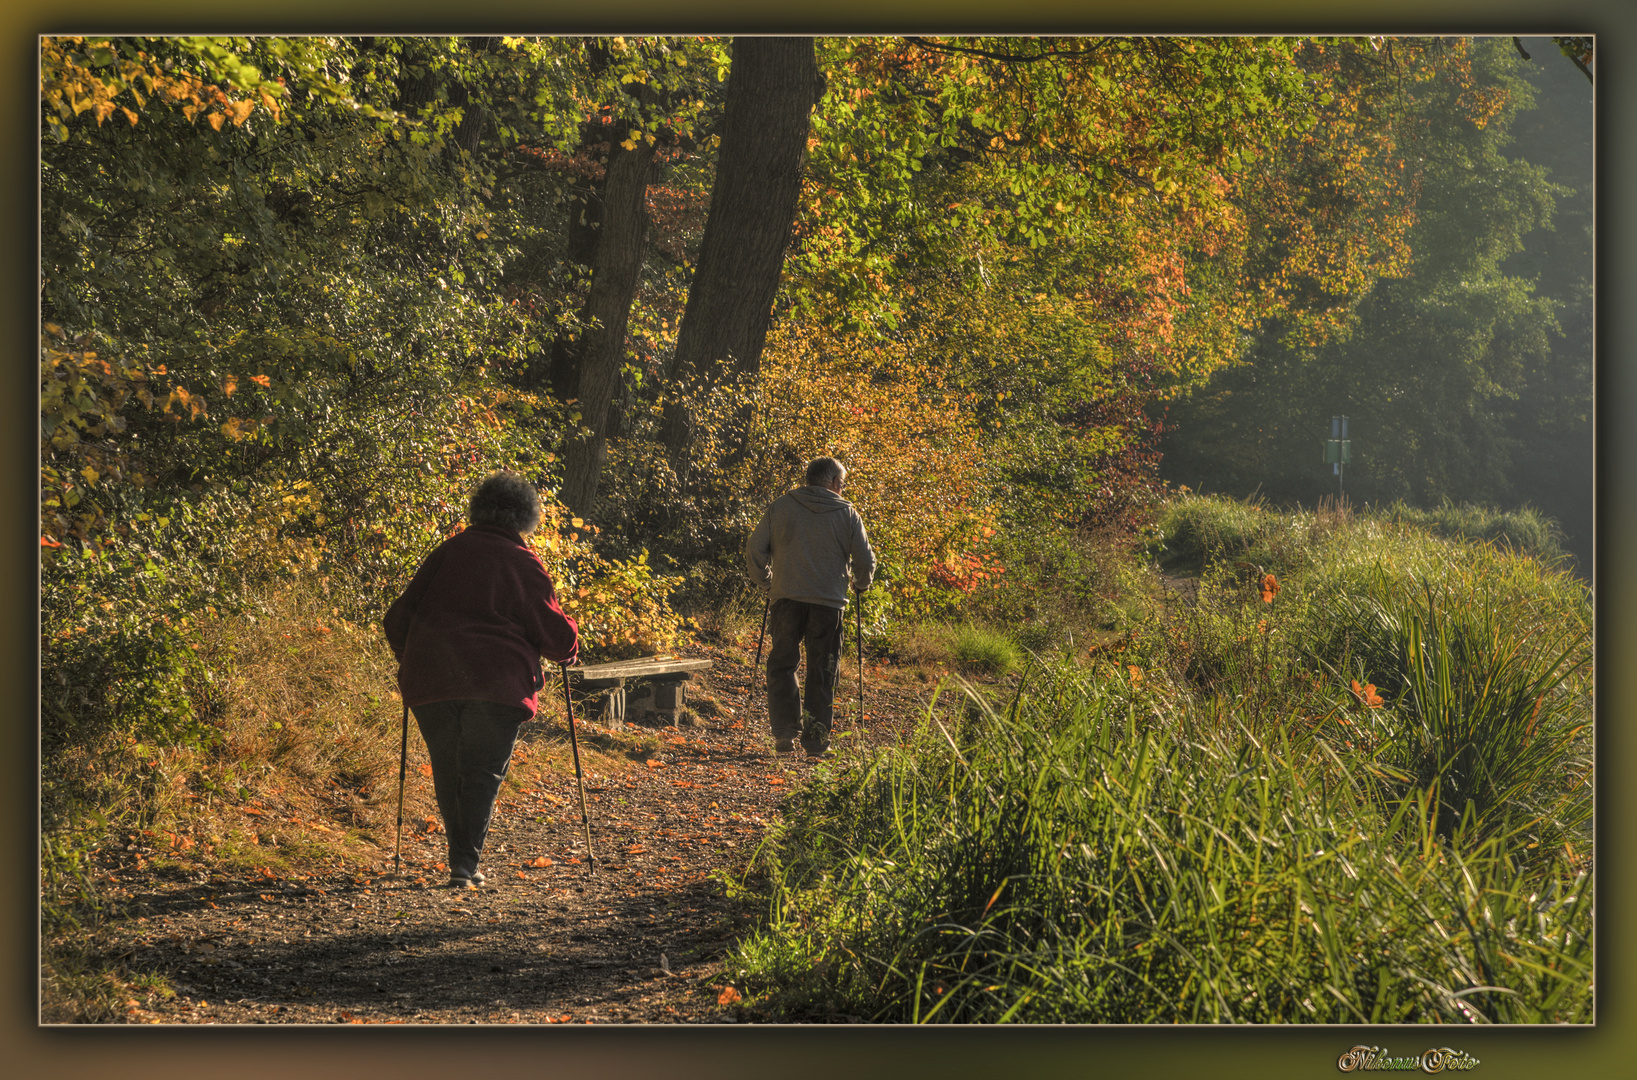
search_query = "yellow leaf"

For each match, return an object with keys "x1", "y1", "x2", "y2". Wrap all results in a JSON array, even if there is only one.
[
  {"x1": 229, "y1": 100, "x2": 254, "y2": 126},
  {"x1": 121, "y1": 107, "x2": 138, "y2": 126},
  {"x1": 206, "y1": 111, "x2": 224, "y2": 131},
  {"x1": 222, "y1": 375, "x2": 237, "y2": 397},
  {"x1": 571, "y1": 517, "x2": 584, "y2": 528},
  {"x1": 620, "y1": 138, "x2": 637, "y2": 151},
  {"x1": 80, "y1": 466, "x2": 99, "y2": 486}
]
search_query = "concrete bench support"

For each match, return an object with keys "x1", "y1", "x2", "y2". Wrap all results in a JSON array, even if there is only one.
[{"x1": 564, "y1": 656, "x2": 713, "y2": 731}]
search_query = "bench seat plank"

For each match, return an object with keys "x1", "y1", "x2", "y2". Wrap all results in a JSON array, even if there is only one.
[{"x1": 566, "y1": 655, "x2": 713, "y2": 682}]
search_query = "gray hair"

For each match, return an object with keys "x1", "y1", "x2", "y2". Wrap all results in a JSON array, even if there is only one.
[
  {"x1": 468, "y1": 472, "x2": 542, "y2": 535},
  {"x1": 805, "y1": 457, "x2": 846, "y2": 487}
]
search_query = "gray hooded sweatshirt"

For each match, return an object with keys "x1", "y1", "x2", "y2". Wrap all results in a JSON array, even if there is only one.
[{"x1": 745, "y1": 485, "x2": 877, "y2": 609}]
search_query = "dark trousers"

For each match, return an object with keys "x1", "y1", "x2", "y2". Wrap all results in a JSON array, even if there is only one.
[
  {"x1": 411, "y1": 699, "x2": 529, "y2": 877},
  {"x1": 766, "y1": 598, "x2": 844, "y2": 751}
]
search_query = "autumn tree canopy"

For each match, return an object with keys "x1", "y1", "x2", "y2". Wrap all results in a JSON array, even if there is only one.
[{"x1": 40, "y1": 33, "x2": 1583, "y2": 620}]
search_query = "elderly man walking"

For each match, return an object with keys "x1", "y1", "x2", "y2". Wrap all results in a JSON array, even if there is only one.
[{"x1": 745, "y1": 457, "x2": 877, "y2": 757}]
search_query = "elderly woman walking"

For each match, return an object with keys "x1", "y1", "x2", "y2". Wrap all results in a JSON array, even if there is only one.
[{"x1": 384, "y1": 472, "x2": 579, "y2": 888}]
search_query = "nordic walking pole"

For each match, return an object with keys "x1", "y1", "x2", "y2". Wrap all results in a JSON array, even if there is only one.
[
  {"x1": 393, "y1": 699, "x2": 409, "y2": 875},
  {"x1": 855, "y1": 586, "x2": 864, "y2": 732},
  {"x1": 753, "y1": 592, "x2": 770, "y2": 671},
  {"x1": 752, "y1": 593, "x2": 770, "y2": 753},
  {"x1": 559, "y1": 663, "x2": 595, "y2": 874}
]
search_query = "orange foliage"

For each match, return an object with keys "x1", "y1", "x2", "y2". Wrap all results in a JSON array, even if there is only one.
[
  {"x1": 40, "y1": 37, "x2": 282, "y2": 144},
  {"x1": 1350, "y1": 679, "x2": 1385, "y2": 708},
  {"x1": 1260, "y1": 573, "x2": 1281, "y2": 603},
  {"x1": 39, "y1": 326, "x2": 196, "y2": 551},
  {"x1": 754, "y1": 316, "x2": 998, "y2": 608}
]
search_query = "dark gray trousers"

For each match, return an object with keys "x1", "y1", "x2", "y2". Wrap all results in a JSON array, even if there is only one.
[
  {"x1": 766, "y1": 598, "x2": 844, "y2": 752},
  {"x1": 411, "y1": 699, "x2": 529, "y2": 878}
]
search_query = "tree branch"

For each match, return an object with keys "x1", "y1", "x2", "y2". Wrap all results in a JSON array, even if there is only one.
[{"x1": 904, "y1": 36, "x2": 1104, "y2": 65}]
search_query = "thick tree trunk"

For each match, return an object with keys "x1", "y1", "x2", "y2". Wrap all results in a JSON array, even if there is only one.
[
  {"x1": 660, "y1": 37, "x2": 826, "y2": 481},
  {"x1": 543, "y1": 118, "x2": 612, "y2": 399},
  {"x1": 543, "y1": 44, "x2": 616, "y2": 399},
  {"x1": 558, "y1": 136, "x2": 658, "y2": 517}
]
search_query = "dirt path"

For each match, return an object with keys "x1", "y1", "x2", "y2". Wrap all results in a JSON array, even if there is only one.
[{"x1": 59, "y1": 638, "x2": 937, "y2": 1025}]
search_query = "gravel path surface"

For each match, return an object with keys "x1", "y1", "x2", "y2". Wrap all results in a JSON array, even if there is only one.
[{"x1": 58, "y1": 639, "x2": 936, "y2": 1025}]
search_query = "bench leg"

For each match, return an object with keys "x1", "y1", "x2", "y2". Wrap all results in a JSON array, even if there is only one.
[{"x1": 599, "y1": 686, "x2": 626, "y2": 731}]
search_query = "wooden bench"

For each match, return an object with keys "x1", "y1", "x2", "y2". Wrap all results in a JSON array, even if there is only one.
[{"x1": 564, "y1": 655, "x2": 713, "y2": 730}]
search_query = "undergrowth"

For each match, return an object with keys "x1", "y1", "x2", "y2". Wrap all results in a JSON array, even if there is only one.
[
  {"x1": 724, "y1": 496, "x2": 1593, "y2": 1023},
  {"x1": 38, "y1": 578, "x2": 649, "y2": 1021}
]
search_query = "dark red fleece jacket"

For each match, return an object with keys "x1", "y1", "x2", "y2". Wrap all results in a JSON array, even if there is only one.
[{"x1": 383, "y1": 524, "x2": 579, "y2": 715}]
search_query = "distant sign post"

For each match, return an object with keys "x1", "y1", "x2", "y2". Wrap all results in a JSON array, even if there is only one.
[{"x1": 1324, "y1": 415, "x2": 1351, "y2": 499}]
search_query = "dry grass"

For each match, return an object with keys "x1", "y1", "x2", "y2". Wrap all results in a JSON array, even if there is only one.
[
  {"x1": 96, "y1": 585, "x2": 651, "y2": 879},
  {"x1": 41, "y1": 578, "x2": 671, "y2": 1022},
  {"x1": 883, "y1": 623, "x2": 956, "y2": 669},
  {"x1": 686, "y1": 589, "x2": 769, "y2": 652}
]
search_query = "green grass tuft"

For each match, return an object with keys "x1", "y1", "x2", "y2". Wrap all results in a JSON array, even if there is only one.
[{"x1": 949, "y1": 624, "x2": 1022, "y2": 677}]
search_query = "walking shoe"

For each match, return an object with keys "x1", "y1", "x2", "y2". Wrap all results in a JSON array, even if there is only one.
[
  {"x1": 774, "y1": 737, "x2": 796, "y2": 753},
  {"x1": 803, "y1": 745, "x2": 832, "y2": 760},
  {"x1": 449, "y1": 869, "x2": 486, "y2": 889}
]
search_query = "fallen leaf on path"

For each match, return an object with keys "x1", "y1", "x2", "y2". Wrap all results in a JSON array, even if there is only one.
[
  {"x1": 646, "y1": 759, "x2": 667, "y2": 769},
  {"x1": 528, "y1": 856, "x2": 553, "y2": 867},
  {"x1": 718, "y1": 986, "x2": 742, "y2": 1005},
  {"x1": 419, "y1": 764, "x2": 432, "y2": 777}
]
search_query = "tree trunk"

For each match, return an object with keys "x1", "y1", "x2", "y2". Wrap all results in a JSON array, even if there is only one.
[
  {"x1": 558, "y1": 135, "x2": 659, "y2": 517},
  {"x1": 542, "y1": 44, "x2": 617, "y2": 398},
  {"x1": 543, "y1": 115, "x2": 613, "y2": 399},
  {"x1": 660, "y1": 37, "x2": 826, "y2": 481}
]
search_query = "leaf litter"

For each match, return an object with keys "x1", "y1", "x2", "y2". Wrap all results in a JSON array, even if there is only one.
[{"x1": 59, "y1": 638, "x2": 937, "y2": 1025}]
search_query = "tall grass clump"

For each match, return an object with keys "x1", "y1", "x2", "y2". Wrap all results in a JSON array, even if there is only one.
[
  {"x1": 727, "y1": 667, "x2": 1592, "y2": 1023},
  {"x1": 1156, "y1": 492, "x2": 1352, "y2": 575},
  {"x1": 1313, "y1": 574, "x2": 1592, "y2": 847},
  {"x1": 1380, "y1": 501, "x2": 1567, "y2": 566},
  {"x1": 1292, "y1": 521, "x2": 1592, "y2": 842},
  {"x1": 949, "y1": 624, "x2": 1023, "y2": 677},
  {"x1": 882, "y1": 622, "x2": 1025, "y2": 678}
]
